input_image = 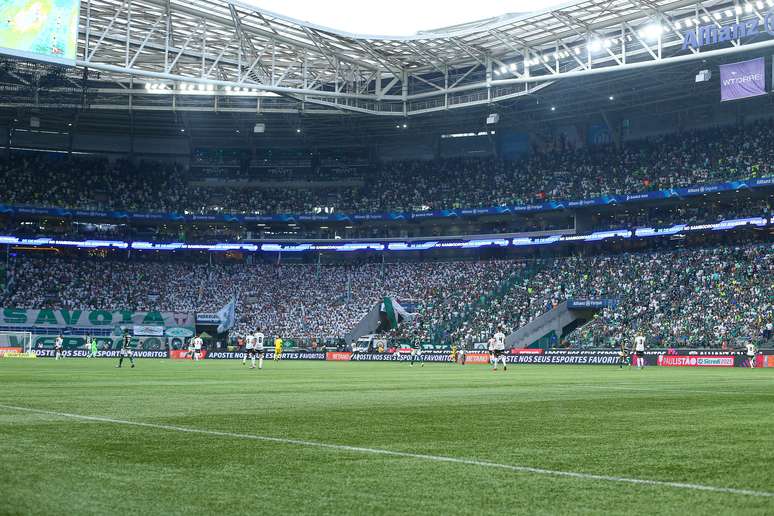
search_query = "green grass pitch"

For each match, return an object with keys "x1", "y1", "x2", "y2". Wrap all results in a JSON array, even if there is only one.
[{"x1": 1, "y1": 359, "x2": 773, "y2": 515}]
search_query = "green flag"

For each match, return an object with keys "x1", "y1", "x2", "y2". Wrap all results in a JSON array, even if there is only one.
[{"x1": 381, "y1": 297, "x2": 414, "y2": 329}]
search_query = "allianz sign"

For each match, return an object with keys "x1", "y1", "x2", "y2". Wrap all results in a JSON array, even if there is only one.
[{"x1": 682, "y1": 10, "x2": 774, "y2": 50}]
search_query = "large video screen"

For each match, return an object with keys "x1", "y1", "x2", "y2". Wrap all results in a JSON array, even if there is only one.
[{"x1": 0, "y1": 0, "x2": 80, "y2": 63}]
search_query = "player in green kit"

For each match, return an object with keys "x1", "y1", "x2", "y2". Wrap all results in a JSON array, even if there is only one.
[
  {"x1": 116, "y1": 330, "x2": 135, "y2": 368},
  {"x1": 618, "y1": 342, "x2": 631, "y2": 368},
  {"x1": 87, "y1": 335, "x2": 98, "y2": 358},
  {"x1": 410, "y1": 339, "x2": 423, "y2": 367}
]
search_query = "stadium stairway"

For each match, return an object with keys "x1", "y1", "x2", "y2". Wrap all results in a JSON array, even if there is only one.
[
  {"x1": 345, "y1": 300, "x2": 382, "y2": 345},
  {"x1": 431, "y1": 265, "x2": 540, "y2": 345},
  {"x1": 505, "y1": 301, "x2": 602, "y2": 349}
]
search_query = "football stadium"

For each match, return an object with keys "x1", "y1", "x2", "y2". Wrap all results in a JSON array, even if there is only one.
[{"x1": 0, "y1": 0, "x2": 773, "y2": 513}]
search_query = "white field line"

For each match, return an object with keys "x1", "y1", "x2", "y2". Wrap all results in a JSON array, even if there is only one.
[{"x1": 1, "y1": 403, "x2": 773, "y2": 498}]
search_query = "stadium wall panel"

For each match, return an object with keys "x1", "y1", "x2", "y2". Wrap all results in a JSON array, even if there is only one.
[
  {"x1": 378, "y1": 141, "x2": 434, "y2": 161},
  {"x1": 439, "y1": 135, "x2": 494, "y2": 158},
  {"x1": 131, "y1": 136, "x2": 189, "y2": 156},
  {"x1": 11, "y1": 129, "x2": 68, "y2": 150},
  {"x1": 72, "y1": 133, "x2": 131, "y2": 154},
  {"x1": 621, "y1": 106, "x2": 759, "y2": 142}
]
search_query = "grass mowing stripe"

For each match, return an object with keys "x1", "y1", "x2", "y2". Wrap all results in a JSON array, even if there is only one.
[
  {"x1": 576, "y1": 384, "x2": 773, "y2": 395},
  {"x1": 2, "y1": 402, "x2": 772, "y2": 499}
]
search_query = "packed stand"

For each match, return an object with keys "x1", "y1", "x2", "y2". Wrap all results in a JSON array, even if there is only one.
[
  {"x1": 365, "y1": 121, "x2": 774, "y2": 212},
  {"x1": 3, "y1": 243, "x2": 771, "y2": 348},
  {"x1": 450, "y1": 244, "x2": 773, "y2": 349},
  {"x1": 3, "y1": 257, "x2": 522, "y2": 341},
  {"x1": 1, "y1": 121, "x2": 773, "y2": 216}
]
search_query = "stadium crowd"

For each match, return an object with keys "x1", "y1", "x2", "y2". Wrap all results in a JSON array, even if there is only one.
[
  {"x1": 3, "y1": 242, "x2": 771, "y2": 348},
  {"x1": 3, "y1": 257, "x2": 522, "y2": 341},
  {"x1": 565, "y1": 245, "x2": 773, "y2": 348},
  {"x1": 441, "y1": 244, "x2": 773, "y2": 349},
  {"x1": 1, "y1": 121, "x2": 773, "y2": 216}
]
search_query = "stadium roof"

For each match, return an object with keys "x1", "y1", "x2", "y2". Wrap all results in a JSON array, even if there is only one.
[
  {"x1": 3, "y1": 0, "x2": 774, "y2": 119},
  {"x1": 239, "y1": 0, "x2": 545, "y2": 39}
]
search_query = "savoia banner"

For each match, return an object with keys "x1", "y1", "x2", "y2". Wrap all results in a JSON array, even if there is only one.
[
  {"x1": 0, "y1": 308, "x2": 195, "y2": 332},
  {"x1": 720, "y1": 57, "x2": 765, "y2": 102}
]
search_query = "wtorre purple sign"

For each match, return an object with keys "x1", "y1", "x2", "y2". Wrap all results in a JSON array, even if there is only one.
[{"x1": 720, "y1": 57, "x2": 766, "y2": 102}]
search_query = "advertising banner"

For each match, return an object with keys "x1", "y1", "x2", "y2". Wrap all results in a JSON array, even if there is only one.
[
  {"x1": 349, "y1": 352, "x2": 409, "y2": 362},
  {"x1": 326, "y1": 351, "x2": 456, "y2": 362},
  {"x1": 165, "y1": 327, "x2": 194, "y2": 339},
  {"x1": 567, "y1": 299, "x2": 619, "y2": 310},
  {"x1": 133, "y1": 325, "x2": 165, "y2": 337},
  {"x1": 326, "y1": 351, "x2": 353, "y2": 361},
  {"x1": 169, "y1": 349, "x2": 207, "y2": 360},
  {"x1": 206, "y1": 351, "x2": 326, "y2": 360},
  {"x1": 350, "y1": 352, "x2": 454, "y2": 362},
  {"x1": 681, "y1": 10, "x2": 774, "y2": 51},
  {"x1": 461, "y1": 352, "x2": 491, "y2": 364},
  {"x1": 12, "y1": 215, "x2": 762, "y2": 255},
  {"x1": 657, "y1": 355, "x2": 735, "y2": 367},
  {"x1": 24, "y1": 347, "x2": 771, "y2": 365},
  {"x1": 0, "y1": 347, "x2": 23, "y2": 357},
  {"x1": 195, "y1": 313, "x2": 221, "y2": 324},
  {"x1": 506, "y1": 352, "x2": 625, "y2": 365},
  {"x1": 32, "y1": 335, "x2": 174, "y2": 352},
  {"x1": 34, "y1": 349, "x2": 170, "y2": 359},
  {"x1": 720, "y1": 58, "x2": 766, "y2": 102}
]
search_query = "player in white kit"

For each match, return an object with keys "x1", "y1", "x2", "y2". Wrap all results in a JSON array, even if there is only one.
[
  {"x1": 243, "y1": 328, "x2": 265, "y2": 369},
  {"x1": 191, "y1": 334, "x2": 203, "y2": 361},
  {"x1": 54, "y1": 334, "x2": 64, "y2": 360},
  {"x1": 492, "y1": 327, "x2": 507, "y2": 371},
  {"x1": 634, "y1": 334, "x2": 646, "y2": 369},
  {"x1": 745, "y1": 342, "x2": 757, "y2": 369},
  {"x1": 243, "y1": 333, "x2": 256, "y2": 366}
]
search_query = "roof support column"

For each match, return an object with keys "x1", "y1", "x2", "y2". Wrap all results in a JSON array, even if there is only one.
[
  {"x1": 486, "y1": 56, "x2": 492, "y2": 102},
  {"x1": 402, "y1": 70, "x2": 408, "y2": 116}
]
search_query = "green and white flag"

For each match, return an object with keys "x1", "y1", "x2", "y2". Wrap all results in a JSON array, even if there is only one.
[{"x1": 381, "y1": 297, "x2": 415, "y2": 329}]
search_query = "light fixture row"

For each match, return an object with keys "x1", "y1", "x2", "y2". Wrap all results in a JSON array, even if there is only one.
[
  {"x1": 493, "y1": 2, "x2": 772, "y2": 77},
  {"x1": 144, "y1": 83, "x2": 262, "y2": 94}
]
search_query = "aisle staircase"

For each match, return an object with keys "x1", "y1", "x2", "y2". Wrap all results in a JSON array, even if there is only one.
[
  {"x1": 504, "y1": 300, "x2": 606, "y2": 349},
  {"x1": 430, "y1": 265, "x2": 540, "y2": 346}
]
